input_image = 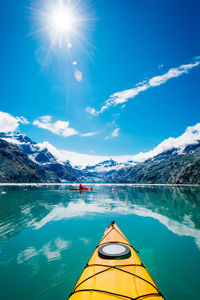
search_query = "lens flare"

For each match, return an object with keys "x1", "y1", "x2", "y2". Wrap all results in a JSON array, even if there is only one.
[{"x1": 29, "y1": 0, "x2": 95, "y2": 79}]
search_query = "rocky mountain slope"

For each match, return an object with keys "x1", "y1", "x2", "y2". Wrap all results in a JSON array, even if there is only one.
[
  {"x1": 0, "y1": 139, "x2": 60, "y2": 183},
  {"x1": 0, "y1": 123, "x2": 200, "y2": 184},
  {"x1": 0, "y1": 132, "x2": 133, "y2": 182},
  {"x1": 105, "y1": 143, "x2": 200, "y2": 184},
  {"x1": 0, "y1": 134, "x2": 79, "y2": 183}
]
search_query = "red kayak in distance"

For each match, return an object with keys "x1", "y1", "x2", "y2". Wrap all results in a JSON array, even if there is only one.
[{"x1": 70, "y1": 187, "x2": 93, "y2": 192}]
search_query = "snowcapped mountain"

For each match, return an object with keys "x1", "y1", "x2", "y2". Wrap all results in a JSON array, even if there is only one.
[
  {"x1": 0, "y1": 132, "x2": 79, "y2": 182},
  {"x1": 83, "y1": 159, "x2": 132, "y2": 173},
  {"x1": 0, "y1": 132, "x2": 136, "y2": 172},
  {"x1": 0, "y1": 139, "x2": 61, "y2": 183},
  {"x1": 103, "y1": 124, "x2": 200, "y2": 184},
  {"x1": 0, "y1": 122, "x2": 200, "y2": 183},
  {"x1": 105, "y1": 141, "x2": 200, "y2": 184},
  {"x1": 36, "y1": 141, "x2": 136, "y2": 170},
  {"x1": 0, "y1": 132, "x2": 57, "y2": 165},
  {"x1": 36, "y1": 123, "x2": 200, "y2": 171}
]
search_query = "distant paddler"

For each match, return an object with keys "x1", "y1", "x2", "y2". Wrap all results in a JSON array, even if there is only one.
[
  {"x1": 70, "y1": 185, "x2": 93, "y2": 192},
  {"x1": 79, "y1": 184, "x2": 84, "y2": 190}
]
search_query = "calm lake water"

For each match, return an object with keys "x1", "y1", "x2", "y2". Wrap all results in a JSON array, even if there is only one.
[{"x1": 0, "y1": 184, "x2": 200, "y2": 300}]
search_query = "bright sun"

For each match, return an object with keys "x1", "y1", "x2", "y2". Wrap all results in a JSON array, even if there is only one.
[
  {"x1": 52, "y1": 8, "x2": 76, "y2": 34},
  {"x1": 31, "y1": 0, "x2": 82, "y2": 48},
  {"x1": 31, "y1": 0, "x2": 94, "y2": 51},
  {"x1": 48, "y1": 2, "x2": 79, "y2": 47}
]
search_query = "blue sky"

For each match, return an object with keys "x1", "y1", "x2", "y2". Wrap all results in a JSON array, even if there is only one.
[{"x1": 0, "y1": 0, "x2": 200, "y2": 155}]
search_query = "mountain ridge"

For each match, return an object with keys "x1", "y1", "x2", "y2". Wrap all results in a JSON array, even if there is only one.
[
  {"x1": 0, "y1": 139, "x2": 60, "y2": 183},
  {"x1": 0, "y1": 123, "x2": 200, "y2": 183},
  {"x1": 105, "y1": 144, "x2": 200, "y2": 184}
]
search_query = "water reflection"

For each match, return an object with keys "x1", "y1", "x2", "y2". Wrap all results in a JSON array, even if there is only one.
[
  {"x1": 17, "y1": 238, "x2": 71, "y2": 265},
  {"x1": 0, "y1": 185, "x2": 200, "y2": 248}
]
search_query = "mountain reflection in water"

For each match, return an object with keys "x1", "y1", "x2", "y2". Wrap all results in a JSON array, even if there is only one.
[{"x1": 0, "y1": 185, "x2": 200, "y2": 248}]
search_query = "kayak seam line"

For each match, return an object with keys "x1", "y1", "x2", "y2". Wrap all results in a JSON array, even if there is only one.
[
  {"x1": 99, "y1": 226, "x2": 114, "y2": 244},
  {"x1": 112, "y1": 225, "x2": 130, "y2": 243},
  {"x1": 68, "y1": 289, "x2": 163, "y2": 300},
  {"x1": 99, "y1": 223, "x2": 129, "y2": 245}
]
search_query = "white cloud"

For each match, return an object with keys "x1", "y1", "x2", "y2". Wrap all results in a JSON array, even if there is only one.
[
  {"x1": 105, "y1": 128, "x2": 120, "y2": 140},
  {"x1": 33, "y1": 116, "x2": 78, "y2": 137},
  {"x1": 81, "y1": 131, "x2": 98, "y2": 137},
  {"x1": 39, "y1": 115, "x2": 52, "y2": 123},
  {"x1": 0, "y1": 111, "x2": 29, "y2": 133},
  {"x1": 85, "y1": 106, "x2": 98, "y2": 116},
  {"x1": 149, "y1": 62, "x2": 199, "y2": 87},
  {"x1": 87, "y1": 58, "x2": 200, "y2": 115},
  {"x1": 16, "y1": 116, "x2": 29, "y2": 124},
  {"x1": 133, "y1": 122, "x2": 200, "y2": 162}
]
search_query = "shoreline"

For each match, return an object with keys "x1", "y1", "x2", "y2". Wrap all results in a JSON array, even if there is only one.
[{"x1": 0, "y1": 183, "x2": 200, "y2": 187}]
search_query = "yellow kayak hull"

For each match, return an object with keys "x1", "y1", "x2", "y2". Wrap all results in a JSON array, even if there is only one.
[{"x1": 69, "y1": 222, "x2": 164, "y2": 300}]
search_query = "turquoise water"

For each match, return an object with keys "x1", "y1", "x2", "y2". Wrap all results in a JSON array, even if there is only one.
[{"x1": 0, "y1": 184, "x2": 200, "y2": 300}]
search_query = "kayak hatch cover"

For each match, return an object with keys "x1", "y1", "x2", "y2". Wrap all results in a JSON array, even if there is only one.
[{"x1": 68, "y1": 221, "x2": 165, "y2": 300}]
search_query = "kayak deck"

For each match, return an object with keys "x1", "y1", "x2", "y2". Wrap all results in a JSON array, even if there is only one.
[{"x1": 68, "y1": 222, "x2": 165, "y2": 300}]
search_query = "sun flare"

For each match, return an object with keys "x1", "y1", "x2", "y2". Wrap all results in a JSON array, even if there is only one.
[
  {"x1": 31, "y1": 0, "x2": 89, "y2": 48},
  {"x1": 30, "y1": 0, "x2": 95, "y2": 70},
  {"x1": 51, "y1": 7, "x2": 77, "y2": 34},
  {"x1": 47, "y1": 2, "x2": 80, "y2": 47}
]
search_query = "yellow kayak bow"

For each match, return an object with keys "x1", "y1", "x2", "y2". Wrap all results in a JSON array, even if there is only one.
[{"x1": 69, "y1": 221, "x2": 165, "y2": 300}]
